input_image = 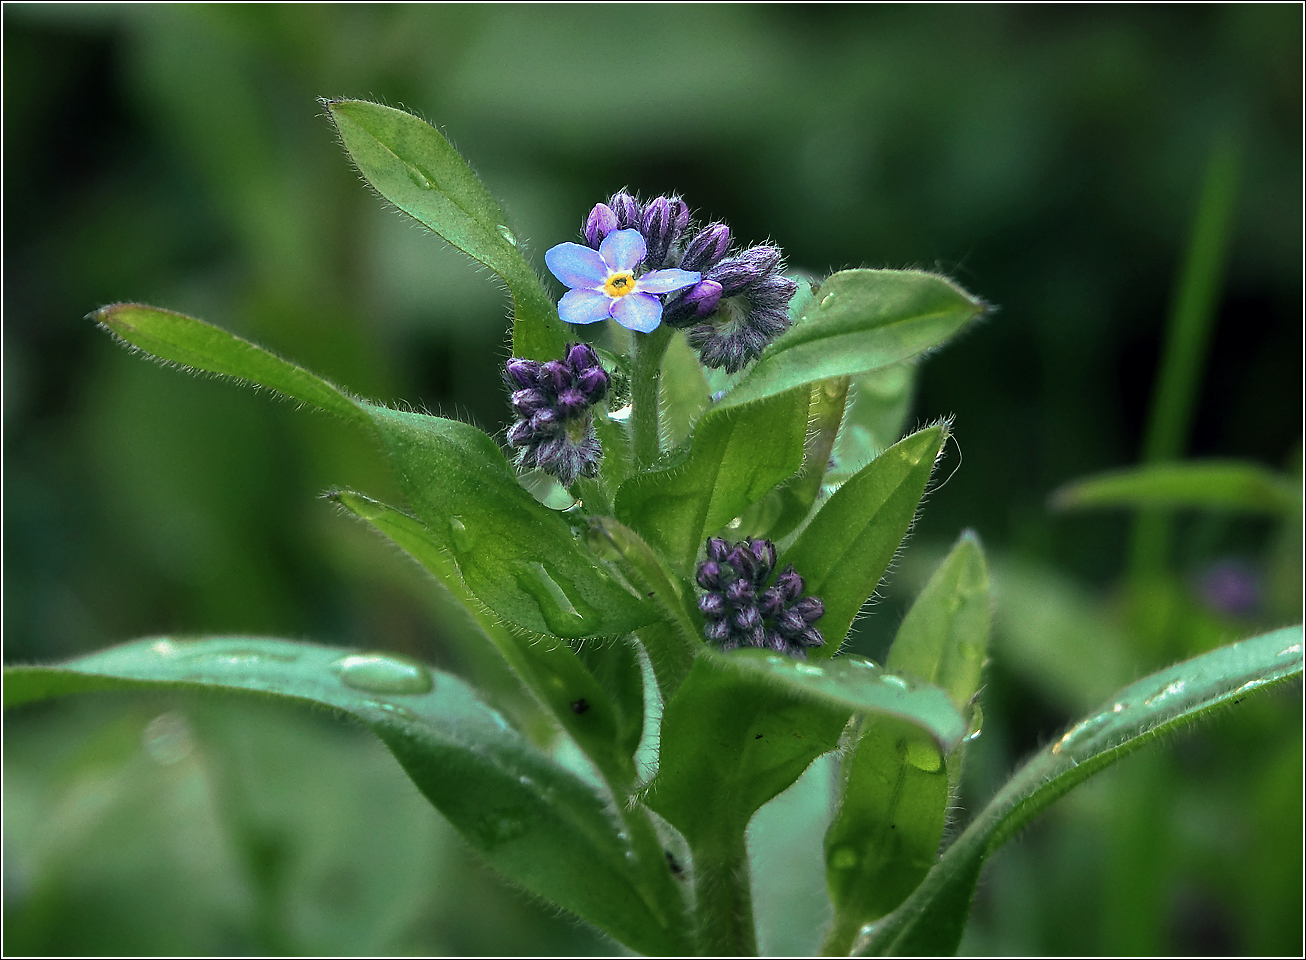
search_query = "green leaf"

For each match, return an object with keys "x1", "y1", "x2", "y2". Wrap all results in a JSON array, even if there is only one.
[
  {"x1": 782, "y1": 424, "x2": 948, "y2": 659},
  {"x1": 1051, "y1": 460, "x2": 1302, "y2": 515},
  {"x1": 324, "y1": 99, "x2": 564, "y2": 359},
  {"x1": 361, "y1": 405, "x2": 655, "y2": 639},
  {"x1": 827, "y1": 361, "x2": 919, "y2": 486},
  {"x1": 93, "y1": 303, "x2": 371, "y2": 428},
  {"x1": 856, "y1": 625, "x2": 1305, "y2": 957},
  {"x1": 614, "y1": 387, "x2": 810, "y2": 572},
  {"x1": 823, "y1": 533, "x2": 991, "y2": 955},
  {"x1": 755, "y1": 377, "x2": 850, "y2": 542},
  {"x1": 3, "y1": 637, "x2": 696, "y2": 955},
  {"x1": 94, "y1": 304, "x2": 654, "y2": 640},
  {"x1": 330, "y1": 490, "x2": 643, "y2": 787},
  {"x1": 646, "y1": 649, "x2": 965, "y2": 848},
  {"x1": 716, "y1": 270, "x2": 984, "y2": 412}
]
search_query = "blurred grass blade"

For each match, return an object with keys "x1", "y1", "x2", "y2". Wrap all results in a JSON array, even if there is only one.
[
  {"x1": 3, "y1": 637, "x2": 696, "y2": 955},
  {"x1": 823, "y1": 533, "x2": 991, "y2": 955},
  {"x1": 717, "y1": 270, "x2": 984, "y2": 412},
  {"x1": 324, "y1": 99, "x2": 565, "y2": 360},
  {"x1": 827, "y1": 362, "x2": 918, "y2": 487},
  {"x1": 93, "y1": 302, "x2": 371, "y2": 428},
  {"x1": 614, "y1": 386, "x2": 810, "y2": 572},
  {"x1": 1052, "y1": 460, "x2": 1301, "y2": 515},
  {"x1": 757, "y1": 377, "x2": 850, "y2": 541},
  {"x1": 330, "y1": 490, "x2": 643, "y2": 787},
  {"x1": 856, "y1": 624, "x2": 1304, "y2": 957},
  {"x1": 782, "y1": 424, "x2": 948, "y2": 659}
]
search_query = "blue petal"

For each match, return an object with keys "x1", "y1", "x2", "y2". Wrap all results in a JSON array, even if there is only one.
[
  {"x1": 599, "y1": 229, "x2": 647, "y2": 272},
  {"x1": 612, "y1": 292, "x2": 663, "y2": 333},
  {"x1": 635, "y1": 268, "x2": 701, "y2": 295},
  {"x1": 546, "y1": 243, "x2": 608, "y2": 289},
  {"x1": 558, "y1": 289, "x2": 613, "y2": 325}
]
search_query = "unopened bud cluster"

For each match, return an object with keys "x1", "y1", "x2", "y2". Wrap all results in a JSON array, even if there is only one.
[
  {"x1": 695, "y1": 537, "x2": 826, "y2": 657},
  {"x1": 581, "y1": 191, "x2": 798, "y2": 372},
  {"x1": 505, "y1": 343, "x2": 609, "y2": 486}
]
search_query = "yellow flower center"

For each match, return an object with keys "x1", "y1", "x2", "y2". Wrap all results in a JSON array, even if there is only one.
[{"x1": 603, "y1": 271, "x2": 637, "y2": 298}]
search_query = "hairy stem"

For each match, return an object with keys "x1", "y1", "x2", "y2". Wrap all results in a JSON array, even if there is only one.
[
  {"x1": 693, "y1": 834, "x2": 758, "y2": 956},
  {"x1": 631, "y1": 324, "x2": 674, "y2": 469}
]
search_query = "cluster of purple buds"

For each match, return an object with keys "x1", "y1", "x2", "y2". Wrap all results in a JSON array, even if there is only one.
[
  {"x1": 505, "y1": 343, "x2": 609, "y2": 486},
  {"x1": 581, "y1": 191, "x2": 798, "y2": 372},
  {"x1": 695, "y1": 536, "x2": 826, "y2": 657}
]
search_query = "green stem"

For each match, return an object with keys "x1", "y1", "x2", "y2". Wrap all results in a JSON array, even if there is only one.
[
  {"x1": 631, "y1": 325, "x2": 674, "y2": 469},
  {"x1": 693, "y1": 834, "x2": 758, "y2": 956},
  {"x1": 821, "y1": 912, "x2": 866, "y2": 957}
]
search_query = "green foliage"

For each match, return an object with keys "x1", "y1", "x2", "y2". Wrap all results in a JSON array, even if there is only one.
[{"x1": 1051, "y1": 460, "x2": 1302, "y2": 515}]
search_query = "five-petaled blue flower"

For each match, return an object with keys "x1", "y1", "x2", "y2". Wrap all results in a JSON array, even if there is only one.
[{"x1": 545, "y1": 229, "x2": 700, "y2": 333}]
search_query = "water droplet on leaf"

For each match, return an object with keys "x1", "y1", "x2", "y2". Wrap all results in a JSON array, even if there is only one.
[
  {"x1": 880, "y1": 674, "x2": 909, "y2": 690},
  {"x1": 962, "y1": 703, "x2": 984, "y2": 743},
  {"x1": 497, "y1": 224, "x2": 517, "y2": 246},
  {"x1": 406, "y1": 164, "x2": 432, "y2": 189},
  {"x1": 905, "y1": 739, "x2": 942, "y2": 772},
  {"x1": 1143, "y1": 679, "x2": 1185, "y2": 707},
  {"x1": 334, "y1": 653, "x2": 433, "y2": 695},
  {"x1": 142, "y1": 712, "x2": 194, "y2": 765},
  {"x1": 449, "y1": 516, "x2": 475, "y2": 552}
]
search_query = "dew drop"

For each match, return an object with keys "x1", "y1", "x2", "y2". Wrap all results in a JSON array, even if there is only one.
[
  {"x1": 880, "y1": 674, "x2": 909, "y2": 691},
  {"x1": 151, "y1": 639, "x2": 177, "y2": 656},
  {"x1": 333, "y1": 653, "x2": 434, "y2": 695},
  {"x1": 448, "y1": 516, "x2": 475, "y2": 552},
  {"x1": 1051, "y1": 713, "x2": 1111, "y2": 755},
  {"x1": 905, "y1": 739, "x2": 942, "y2": 772},
  {"x1": 497, "y1": 224, "x2": 517, "y2": 246},
  {"x1": 514, "y1": 562, "x2": 592, "y2": 634},
  {"x1": 373, "y1": 701, "x2": 421, "y2": 723},
  {"x1": 608, "y1": 403, "x2": 633, "y2": 422},
  {"x1": 1112, "y1": 701, "x2": 1127, "y2": 714},
  {"x1": 477, "y1": 810, "x2": 527, "y2": 848},
  {"x1": 1143, "y1": 679, "x2": 1185, "y2": 707},
  {"x1": 766, "y1": 655, "x2": 785, "y2": 665},
  {"x1": 794, "y1": 663, "x2": 825, "y2": 677},
  {"x1": 962, "y1": 703, "x2": 984, "y2": 743},
  {"x1": 820, "y1": 293, "x2": 837, "y2": 308},
  {"x1": 142, "y1": 712, "x2": 194, "y2": 765},
  {"x1": 406, "y1": 164, "x2": 432, "y2": 189},
  {"x1": 1278, "y1": 642, "x2": 1303, "y2": 657},
  {"x1": 830, "y1": 847, "x2": 858, "y2": 870}
]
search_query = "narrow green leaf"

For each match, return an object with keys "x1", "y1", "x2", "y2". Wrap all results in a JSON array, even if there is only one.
[
  {"x1": 361, "y1": 405, "x2": 656, "y2": 639},
  {"x1": 756, "y1": 377, "x2": 850, "y2": 541},
  {"x1": 783, "y1": 424, "x2": 948, "y2": 659},
  {"x1": 823, "y1": 534, "x2": 991, "y2": 954},
  {"x1": 330, "y1": 490, "x2": 642, "y2": 786},
  {"x1": 1052, "y1": 460, "x2": 1302, "y2": 515},
  {"x1": 857, "y1": 625, "x2": 1304, "y2": 956},
  {"x1": 3, "y1": 637, "x2": 697, "y2": 955},
  {"x1": 93, "y1": 303, "x2": 371, "y2": 428},
  {"x1": 717, "y1": 270, "x2": 984, "y2": 412},
  {"x1": 615, "y1": 387, "x2": 810, "y2": 572},
  {"x1": 324, "y1": 99, "x2": 565, "y2": 359}
]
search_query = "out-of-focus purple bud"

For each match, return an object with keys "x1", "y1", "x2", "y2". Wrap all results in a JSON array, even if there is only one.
[
  {"x1": 764, "y1": 631, "x2": 790, "y2": 653},
  {"x1": 584, "y1": 203, "x2": 618, "y2": 249},
  {"x1": 751, "y1": 275, "x2": 799, "y2": 311},
  {"x1": 567, "y1": 342, "x2": 600, "y2": 372},
  {"x1": 576, "y1": 366, "x2": 608, "y2": 402},
  {"x1": 540, "y1": 359, "x2": 571, "y2": 394},
  {"x1": 706, "y1": 537, "x2": 731, "y2": 563},
  {"x1": 799, "y1": 627, "x2": 825, "y2": 648},
  {"x1": 751, "y1": 308, "x2": 791, "y2": 339},
  {"x1": 507, "y1": 420, "x2": 533, "y2": 446},
  {"x1": 724, "y1": 579, "x2": 754, "y2": 605},
  {"x1": 749, "y1": 538, "x2": 777, "y2": 572},
  {"x1": 610, "y1": 192, "x2": 641, "y2": 229},
  {"x1": 727, "y1": 545, "x2": 758, "y2": 581},
  {"x1": 529, "y1": 408, "x2": 561, "y2": 433},
  {"x1": 774, "y1": 566, "x2": 804, "y2": 602},
  {"x1": 681, "y1": 223, "x2": 732, "y2": 272},
  {"x1": 744, "y1": 624, "x2": 767, "y2": 647},
  {"x1": 759, "y1": 588, "x2": 785, "y2": 618},
  {"x1": 556, "y1": 387, "x2": 588, "y2": 418},
  {"x1": 505, "y1": 358, "x2": 540, "y2": 389},
  {"x1": 778, "y1": 609, "x2": 808, "y2": 634},
  {"x1": 697, "y1": 560, "x2": 723, "y2": 590}
]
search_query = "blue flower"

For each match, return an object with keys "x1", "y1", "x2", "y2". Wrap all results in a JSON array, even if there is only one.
[{"x1": 545, "y1": 229, "x2": 700, "y2": 333}]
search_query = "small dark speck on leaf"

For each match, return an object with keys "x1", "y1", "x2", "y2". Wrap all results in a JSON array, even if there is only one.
[
  {"x1": 570, "y1": 698, "x2": 589, "y2": 714},
  {"x1": 755, "y1": 733, "x2": 763, "y2": 739},
  {"x1": 647, "y1": 591, "x2": 655, "y2": 598},
  {"x1": 665, "y1": 850, "x2": 685, "y2": 878}
]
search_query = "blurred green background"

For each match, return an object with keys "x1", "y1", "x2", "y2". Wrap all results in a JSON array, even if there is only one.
[{"x1": 4, "y1": 4, "x2": 1301, "y2": 955}]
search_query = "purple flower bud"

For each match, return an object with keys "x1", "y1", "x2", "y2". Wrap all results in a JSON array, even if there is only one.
[
  {"x1": 750, "y1": 308, "x2": 791, "y2": 339},
  {"x1": 777, "y1": 609, "x2": 808, "y2": 635},
  {"x1": 799, "y1": 627, "x2": 825, "y2": 648},
  {"x1": 609, "y1": 191, "x2": 641, "y2": 229},
  {"x1": 566, "y1": 342, "x2": 601, "y2": 372},
  {"x1": 706, "y1": 255, "x2": 762, "y2": 297},
  {"x1": 748, "y1": 538, "x2": 777, "y2": 572},
  {"x1": 739, "y1": 245, "x2": 783, "y2": 275},
  {"x1": 507, "y1": 420, "x2": 534, "y2": 446},
  {"x1": 681, "y1": 223, "x2": 732, "y2": 272},
  {"x1": 665, "y1": 280, "x2": 724, "y2": 327},
  {"x1": 556, "y1": 387, "x2": 588, "y2": 418},
  {"x1": 705, "y1": 619, "x2": 732, "y2": 643},
  {"x1": 642, "y1": 196, "x2": 685, "y2": 268},
  {"x1": 697, "y1": 560, "x2": 724, "y2": 590},
  {"x1": 733, "y1": 605, "x2": 761, "y2": 632},
  {"x1": 699, "y1": 593, "x2": 727, "y2": 618},
  {"x1": 792, "y1": 596, "x2": 825, "y2": 622},
  {"x1": 724, "y1": 579, "x2": 754, "y2": 605},
  {"x1": 751, "y1": 275, "x2": 799, "y2": 311},
  {"x1": 764, "y1": 631, "x2": 790, "y2": 653},
  {"x1": 529, "y1": 408, "x2": 561, "y2": 433},
  {"x1": 759, "y1": 588, "x2": 786, "y2": 618},
  {"x1": 773, "y1": 566, "x2": 804, "y2": 602},
  {"x1": 505, "y1": 358, "x2": 540, "y2": 389},
  {"x1": 511, "y1": 388, "x2": 550, "y2": 416},
  {"x1": 705, "y1": 537, "x2": 731, "y2": 563},
  {"x1": 743, "y1": 624, "x2": 767, "y2": 647},
  {"x1": 584, "y1": 203, "x2": 618, "y2": 248},
  {"x1": 540, "y1": 360, "x2": 571, "y2": 394},
  {"x1": 669, "y1": 197, "x2": 690, "y2": 235},
  {"x1": 576, "y1": 366, "x2": 608, "y2": 402}
]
